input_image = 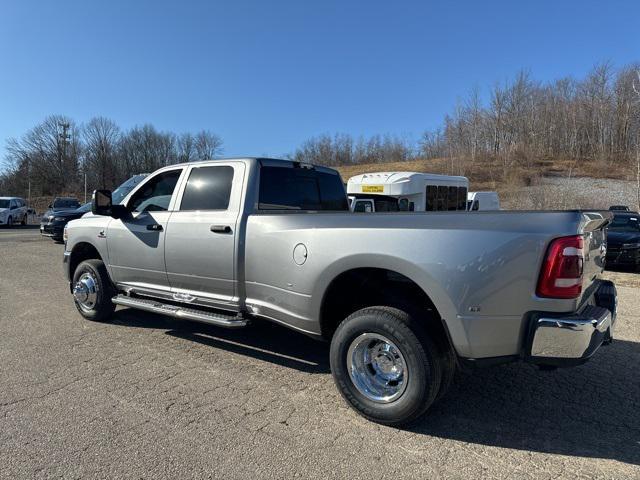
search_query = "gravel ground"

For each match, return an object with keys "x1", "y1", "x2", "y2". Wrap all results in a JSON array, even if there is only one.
[
  {"x1": 504, "y1": 176, "x2": 639, "y2": 210},
  {"x1": 1, "y1": 226, "x2": 639, "y2": 479}
]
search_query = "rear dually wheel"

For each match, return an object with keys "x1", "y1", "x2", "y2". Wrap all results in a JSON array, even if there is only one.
[{"x1": 329, "y1": 306, "x2": 443, "y2": 427}]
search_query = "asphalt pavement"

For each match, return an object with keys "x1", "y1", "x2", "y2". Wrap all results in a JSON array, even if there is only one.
[{"x1": 1, "y1": 226, "x2": 639, "y2": 479}]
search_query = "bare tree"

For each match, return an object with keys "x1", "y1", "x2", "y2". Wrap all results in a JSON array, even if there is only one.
[
  {"x1": 3, "y1": 115, "x2": 81, "y2": 196},
  {"x1": 633, "y1": 70, "x2": 640, "y2": 211},
  {"x1": 194, "y1": 130, "x2": 224, "y2": 160},
  {"x1": 177, "y1": 133, "x2": 196, "y2": 163},
  {"x1": 83, "y1": 117, "x2": 120, "y2": 190}
]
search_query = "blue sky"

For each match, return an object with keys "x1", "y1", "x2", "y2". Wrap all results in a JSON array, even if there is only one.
[{"x1": 1, "y1": 0, "x2": 639, "y2": 159}]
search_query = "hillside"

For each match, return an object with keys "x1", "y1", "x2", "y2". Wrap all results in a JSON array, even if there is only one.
[{"x1": 335, "y1": 157, "x2": 640, "y2": 210}]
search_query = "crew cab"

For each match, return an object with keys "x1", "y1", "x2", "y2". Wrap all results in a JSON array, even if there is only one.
[{"x1": 63, "y1": 158, "x2": 617, "y2": 426}]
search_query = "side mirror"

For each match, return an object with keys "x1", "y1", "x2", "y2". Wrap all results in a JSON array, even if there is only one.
[
  {"x1": 92, "y1": 190, "x2": 128, "y2": 219},
  {"x1": 92, "y1": 190, "x2": 113, "y2": 216}
]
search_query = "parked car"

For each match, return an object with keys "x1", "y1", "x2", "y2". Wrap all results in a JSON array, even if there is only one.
[
  {"x1": 605, "y1": 211, "x2": 640, "y2": 271},
  {"x1": 42, "y1": 197, "x2": 81, "y2": 219},
  {"x1": 41, "y1": 175, "x2": 148, "y2": 241},
  {"x1": 0, "y1": 196, "x2": 28, "y2": 226},
  {"x1": 63, "y1": 158, "x2": 616, "y2": 426}
]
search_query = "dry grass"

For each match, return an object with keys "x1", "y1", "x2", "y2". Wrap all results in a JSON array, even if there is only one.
[{"x1": 335, "y1": 156, "x2": 637, "y2": 184}]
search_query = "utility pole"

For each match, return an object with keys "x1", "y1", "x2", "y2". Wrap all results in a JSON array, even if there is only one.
[
  {"x1": 58, "y1": 122, "x2": 70, "y2": 192},
  {"x1": 25, "y1": 153, "x2": 31, "y2": 218}
]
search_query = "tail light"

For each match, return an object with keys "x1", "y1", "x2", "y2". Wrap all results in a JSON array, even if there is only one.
[{"x1": 536, "y1": 235, "x2": 584, "y2": 299}]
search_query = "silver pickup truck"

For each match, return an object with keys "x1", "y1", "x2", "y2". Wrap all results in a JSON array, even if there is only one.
[{"x1": 63, "y1": 158, "x2": 617, "y2": 426}]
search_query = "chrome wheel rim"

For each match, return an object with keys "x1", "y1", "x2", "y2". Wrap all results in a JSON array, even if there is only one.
[
  {"x1": 73, "y1": 272, "x2": 99, "y2": 312},
  {"x1": 347, "y1": 332, "x2": 408, "y2": 403}
]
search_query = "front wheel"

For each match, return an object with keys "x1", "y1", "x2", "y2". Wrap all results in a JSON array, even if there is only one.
[
  {"x1": 330, "y1": 306, "x2": 442, "y2": 427},
  {"x1": 6, "y1": 216, "x2": 12, "y2": 226},
  {"x1": 72, "y1": 259, "x2": 116, "y2": 322}
]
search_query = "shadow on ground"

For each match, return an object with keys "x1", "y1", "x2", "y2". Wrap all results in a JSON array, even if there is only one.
[
  {"x1": 112, "y1": 308, "x2": 640, "y2": 466},
  {"x1": 112, "y1": 308, "x2": 330, "y2": 374},
  {"x1": 0, "y1": 224, "x2": 41, "y2": 230}
]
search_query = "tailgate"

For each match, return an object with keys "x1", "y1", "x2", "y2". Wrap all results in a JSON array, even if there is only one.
[{"x1": 580, "y1": 212, "x2": 611, "y2": 293}]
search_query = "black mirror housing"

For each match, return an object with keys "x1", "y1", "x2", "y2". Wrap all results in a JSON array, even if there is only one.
[
  {"x1": 92, "y1": 189, "x2": 128, "y2": 219},
  {"x1": 92, "y1": 190, "x2": 114, "y2": 216}
]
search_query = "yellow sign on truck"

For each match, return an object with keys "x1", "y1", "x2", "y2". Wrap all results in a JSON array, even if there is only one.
[{"x1": 362, "y1": 185, "x2": 384, "y2": 193}]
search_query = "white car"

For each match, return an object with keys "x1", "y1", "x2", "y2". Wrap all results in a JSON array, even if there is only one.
[{"x1": 0, "y1": 196, "x2": 28, "y2": 226}]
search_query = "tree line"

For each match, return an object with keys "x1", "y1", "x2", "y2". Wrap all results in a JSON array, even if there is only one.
[
  {"x1": 421, "y1": 62, "x2": 640, "y2": 176},
  {"x1": 0, "y1": 116, "x2": 223, "y2": 199},
  {"x1": 2, "y1": 61, "x2": 639, "y2": 201},
  {"x1": 291, "y1": 62, "x2": 640, "y2": 175}
]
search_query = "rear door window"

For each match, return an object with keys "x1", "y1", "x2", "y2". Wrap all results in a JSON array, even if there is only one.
[
  {"x1": 259, "y1": 166, "x2": 348, "y2": 211},
  {"x1": 180, "y1": 166, "x2": 234, "y2": 211}
]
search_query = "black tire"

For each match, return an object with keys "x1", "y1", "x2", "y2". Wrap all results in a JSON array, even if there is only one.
[
  {"x1": 6, "y1": 216, "x2": 12, "y2": 227},
  {"x1": 330, "y1": 306, "x2": 442, "y2": 427},
  {"x1": 377, "y1": 290, "x2": 457, "y2": 404},
  {"x1": 72, "y1": 259, "x2": 116, "y2": 322},
  {"x1": 434, "y1": 338, "x2": 456, "y2": 402},
  {"x1": 21, "y1": 214, "x2": 27, "y2": 225}
]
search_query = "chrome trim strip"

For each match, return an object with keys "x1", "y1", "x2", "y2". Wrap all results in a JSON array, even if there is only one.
[{"x1": 116, "y1": 283, "x2": 239, "y2": 312}]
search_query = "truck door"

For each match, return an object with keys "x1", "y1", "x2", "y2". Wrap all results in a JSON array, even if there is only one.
[
  {"x1": 106, "y1": 168, "x2": 184, "y2": 290},
  {"x1": 164, "y1": 162, "x2": 245, "y2": 309}
]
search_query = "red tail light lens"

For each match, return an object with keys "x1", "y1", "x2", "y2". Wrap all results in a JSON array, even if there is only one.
[{"x1": 536, "y1": 235, "x2": 584, "y2": 299}]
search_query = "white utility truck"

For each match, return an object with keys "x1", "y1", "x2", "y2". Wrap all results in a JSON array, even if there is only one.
[
  {"x1": 467, "y1": 191, "x2": 500, "y2": 211},
  {"x1": 347, "y1": 171, "x2": 469, "y2": 212}
]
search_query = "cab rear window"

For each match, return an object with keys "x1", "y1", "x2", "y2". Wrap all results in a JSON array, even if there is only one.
[{"x1": 259, "y1": 166, "x2": 348, "y2": 211}]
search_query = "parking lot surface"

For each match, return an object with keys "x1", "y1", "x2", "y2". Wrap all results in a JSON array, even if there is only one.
[{"x1": 1, "y1": 226, "x2": 639, "y2": 479}]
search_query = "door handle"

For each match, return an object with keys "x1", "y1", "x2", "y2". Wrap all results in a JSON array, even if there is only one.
[
  {"x1": 210, "y1": 225, "x2": 232, "y2": 234},
  {"x1": 147, "y1": 224, "x2": 163, "y2": 231}
]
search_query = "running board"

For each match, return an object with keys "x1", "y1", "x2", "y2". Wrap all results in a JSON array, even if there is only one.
[{"x1": 112, "y1": 295, "x2": 248, "y2": 328}]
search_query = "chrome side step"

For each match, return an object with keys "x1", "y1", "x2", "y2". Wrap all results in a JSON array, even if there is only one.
[{"x1": 112, "y1": 295, "x2": 248, "y2": 329}]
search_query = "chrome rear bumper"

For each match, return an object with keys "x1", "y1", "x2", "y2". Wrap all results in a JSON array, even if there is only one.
[{"x1": 526, "y1": 280, "x2": 616, "y2": 367}]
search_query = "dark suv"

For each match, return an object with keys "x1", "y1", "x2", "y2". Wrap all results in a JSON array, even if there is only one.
[{"x1": 605, "y1": 211, "x2": 640, "y2": 271}]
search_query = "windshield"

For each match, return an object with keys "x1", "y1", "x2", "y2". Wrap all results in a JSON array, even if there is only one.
[
  {"x1": 609, "y1": 215, "x2": 639, "y2": 232},
  {"x1": 0, "y1": 200, "x2": 9, "y2": 208},
  {"x1": 112, "y1": 174, "x2": 148, "y2": 204},
  {"x1": 54, "y1": 199, "x2": 80, "y2": 209}
]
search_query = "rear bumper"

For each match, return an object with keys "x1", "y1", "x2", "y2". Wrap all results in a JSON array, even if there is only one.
[{"x1": 524, "y1": 280, "x2": 617, "y2": 367}]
